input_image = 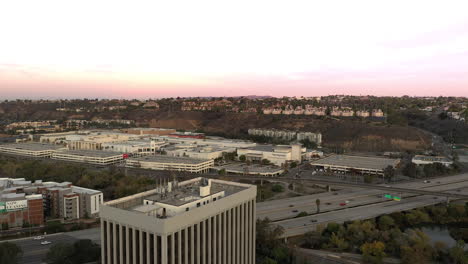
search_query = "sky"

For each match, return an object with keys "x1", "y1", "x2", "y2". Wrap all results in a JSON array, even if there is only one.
[{"x1": 0, "y1": 0, "x2": 468, "y2": 99}]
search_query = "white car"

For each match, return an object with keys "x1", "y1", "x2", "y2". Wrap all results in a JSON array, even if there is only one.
[
  {"x1": 41, "y1": 241, "x2": 51, "y2": 245},
  {"x1": 33, "y1": 236, "x2": 44, "y2": 240}
]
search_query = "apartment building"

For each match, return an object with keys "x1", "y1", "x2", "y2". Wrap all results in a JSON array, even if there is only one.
[
  {"x1": 0, "y1": 178, "x2": 103, "y2": 226},
  {"x1": 100, "y1": 177, "x2": 256, "y2": 264}
]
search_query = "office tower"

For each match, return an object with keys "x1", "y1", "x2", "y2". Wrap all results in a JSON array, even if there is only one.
[{"x1": 100, "y1": 177, "x2": 257, "y2": 264}]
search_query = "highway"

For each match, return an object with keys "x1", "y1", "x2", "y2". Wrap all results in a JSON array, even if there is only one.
[
  {"x1": 257, "y1": 173, "x2": 468, "y2": 221},
  {"x1": 276, "y1": 193, "x2": 446, "y2": 238},
  {"x1": 255, "y1": 173, "x2": 468, "y2": 238},
  {"x1": 218, "y1": 173, "x2": 468, "y2": 199},
  {"x1": 4, "y1": 228, "x2": 100, "y2": 264}
]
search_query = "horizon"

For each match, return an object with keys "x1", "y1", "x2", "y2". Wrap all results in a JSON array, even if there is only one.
[{"x1": 1, "y1": 1, "x2": 468, "y2": 98}]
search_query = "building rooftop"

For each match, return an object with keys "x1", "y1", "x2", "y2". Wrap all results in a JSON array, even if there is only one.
[
  {"x1": 129, "y1": 155, "x2": 210, "y2": 164},
  {"x1": 72, "y1": 186, "x2": 102, "y2": 195},
  {"x1": 54, "y1": 149, "x2": 124, "y2": 158},
  {"x1": 106, "y1": 177, "x2": 251, "y2": 218},
  {"x1": 413, "y1": 155, "x2": 452, "y2": 163},
  {"x1": 311, "y1": 155, "x2": 399, "y2": 170},
  {"x1": 0, "y1": 143, "x2": 65, "y2": 151}
]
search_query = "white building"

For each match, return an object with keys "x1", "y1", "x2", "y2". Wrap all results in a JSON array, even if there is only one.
[
  {"x1": 51, "y1": 150, "x2": 124, "y2": 165},
  {"x1": 237, "y1": 144, "x2": 303, "y2": 166},
  {"x1": 126, "y1": 155, "x2": 214, "y2": 173},
  {"x1": 412, "y1": 155, "x2": 453, "y2": 167},
  {"x1": 165, "y1": 145, "x2": 236, "y2": 160},
  {"x1": 102, "y1": 140, "x2": 166, "y2": 156},
  {"x1": 0, "y1": 143, "x2": 67, "y2": 158},
  {"x1": 100, "y1": 177, "x2": 256, "y2": 264}
]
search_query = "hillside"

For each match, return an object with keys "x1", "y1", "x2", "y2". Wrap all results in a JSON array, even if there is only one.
[{"x1": 0, "y1": 105, "x2": 431, "y2": 152}]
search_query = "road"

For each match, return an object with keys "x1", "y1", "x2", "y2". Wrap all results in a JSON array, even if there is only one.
[
  {"x1": 277, "y1": 193, "x2": 446, "y2": 238},
  {"x1": 255, "y1": 173, "x2": 468, "y2": 238},
  {"x1": 4, "y1": 228, "x2": 100, "y2": 264},
  {"x1": 257, "y1": 173, "x2": 468, "y2": 221}
]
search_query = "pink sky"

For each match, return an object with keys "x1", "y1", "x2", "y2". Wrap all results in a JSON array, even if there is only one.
[{"x1": 1, "y1": 0, "x2": 468, "y2": 99}]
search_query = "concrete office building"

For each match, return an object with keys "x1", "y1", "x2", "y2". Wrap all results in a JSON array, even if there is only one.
[
  {"x1": 123, "y1": 128, "x2": 176, "y2": 136},
  {"x1": 237, "y1": 144, "x2": 305, "y2": 166},
  {"x1": 126, "y1": 155, "x2": 214, "y2": 173},
  {"x1": 165, "y1": 145, "x2": 236, "y2": 160},
  {"x1": 51, "y1": 150, "x2": 124, "y2": 165},
  {"x1": 412, "y1": 155, "x2": 453, "y2": 167},
  {"x1": 100, "y1": 177, "x2": 256, "y2": 264},
  {"x1": 102, "y1": 140, "x2": 166, "y2": 157},
  {"x1": 310, "y1": 155, "x2": 400, "y2": 175},
  {"x1": 0, "y1": 143, "x2": 67, "y2": 158}
]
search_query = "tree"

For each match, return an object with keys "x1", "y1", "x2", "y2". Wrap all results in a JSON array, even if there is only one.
[
  {"x1": 361, "y1": 241, "x2": 386, "y2": 264},
  {"x1": 44, "y1": 243, "x2": 74, "y2": 264},
  {"x1": 239, "y1": 155, "x2": 246, "y2": 162},
  {"x1": 402, "y1": 163, "x2": 417, "y2": 178},
  {"x1": 256, "y1": 218, "x2": 292, "y2": 264},
  {"x1": 383, "y1": 166, "x2": 395, "y2": 182},
  {"x1": 400, "y1": 229, "x2": 434, "y2": 264},
  {"x1": 316, "y1": 198, "x2": 321, "y2": 213},
  {"x1": 0, "y1": 242, "x2": 23, "y2": 264},
  {"x1": 44, "y1": 239, "x2": 100, "y2": 264},
  {"x1": 378, "y1": 215, "x2": 395, "y2": 231},
  {"x1": 271, "y1": 184, "x2": 284, "y2": 193},
  {"x1": 327, "y1": 233, "x2": 349, "y2": 252},
  {"x1": 289, "y1": 162, "x2": 297, "y2": 168},
  {"x1": 449, "y1": 240, "x2": 468, "y2": 264},
  {"x1": 218, "y1": 168, "x2": 226, "y2": 176}
]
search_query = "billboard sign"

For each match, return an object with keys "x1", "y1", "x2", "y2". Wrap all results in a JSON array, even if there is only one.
[
  {"x1": 0, "y1": 202, "x2": 5, "y2": 213},
  {"x1": 5, "y1": 200, "x2": 28, "y2": 211}
]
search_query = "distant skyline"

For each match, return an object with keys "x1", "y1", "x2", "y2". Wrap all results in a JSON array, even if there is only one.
[{"x1": 1, "y1": 0, "x2": 468, "y2": 99}]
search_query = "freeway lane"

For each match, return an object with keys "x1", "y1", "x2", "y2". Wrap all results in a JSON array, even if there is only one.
[
  {"x1": 4, "y1": 228, "x2": 101, "y2": 264},
  {"x1": 277, "y1": 194, "x2": 447, "y2": 238},
  {"x1": 257, "y1": 173, "x2": 468, "y2": 221}
]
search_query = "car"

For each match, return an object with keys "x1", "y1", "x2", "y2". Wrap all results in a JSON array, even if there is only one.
[
  {"x1": 289, "y1": 205, "x2": 294, "y2": 207},
  {"x1": 339, "y1": 203, "x2": 347, "y2": 206},
  {"x1": 33, "y1": 236, "x2": 44, "y2": 240},
  {"x1": 292, "y1": 210, "x2": 298, "y2": 213},
  {"x1": 310, "y1": 219, "x2": 318, "y2": 223},
  {"x1": 41, "y1": 241, "x2": 51, "y2": 245},
  {"x1": 385, "y1": 185, "x2": 391, "y2": 188},
  {"x1": 345, "y1": 200, "x2": 350, "y2": 204},
  {"x1": 423, "y1": 180, "x2": 431, "y2": 183}
]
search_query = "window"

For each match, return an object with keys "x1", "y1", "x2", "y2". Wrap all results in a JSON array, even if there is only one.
[
  {"x1": 213, "y1": 197, "x2": 217, "y2": 201},
  {"x1": 197, "y1": 202, "x2": 201, "y2": 207},
  {"x1": 186, "y1": 208, "x2": 189, "y2": 211}
]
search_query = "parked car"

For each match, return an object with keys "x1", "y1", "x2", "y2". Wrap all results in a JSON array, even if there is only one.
[
  {"x1": 292, "y1": 210, "x2": 298, "y2": 213},
  {"x1": 33, "y1": 236, "x2": 44, "y2": 240},
  {"x1": 339, "y1": 202, "x2": 347, "y2": 206},
  {"x1": 41, "y1": 241, "x2": 51, "y2": 245}
]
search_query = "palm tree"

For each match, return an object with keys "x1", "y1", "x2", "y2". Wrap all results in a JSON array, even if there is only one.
[{"x1": 316, "y1": 198, "x2": 321, "y2": 213}]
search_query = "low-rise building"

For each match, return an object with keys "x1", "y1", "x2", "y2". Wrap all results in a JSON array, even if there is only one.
[
  {"x1": 126, "y1": 155, "x2": 214, "y2": 173},
  {"x1": 0, "y1": 143, "x2": 67, "y2": 158},
  {"x1": 310, "y1": 155, "x2": 400, "y2": 175},
  {"x1": 52, "y1": 150, "x2": 125, "y2": 165},
  {"x1": 237, "y1": 144, "x2": 303, "y2": 166},
  {"x1": 412, "y1": 155, "x2": 453, "y2": 167},
  {"x1": 102, "y1": 140, "x2": 166, "y2": 156},
  {"x1": 123, "y1": 128, "x2": 176, "y2": 136}
]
